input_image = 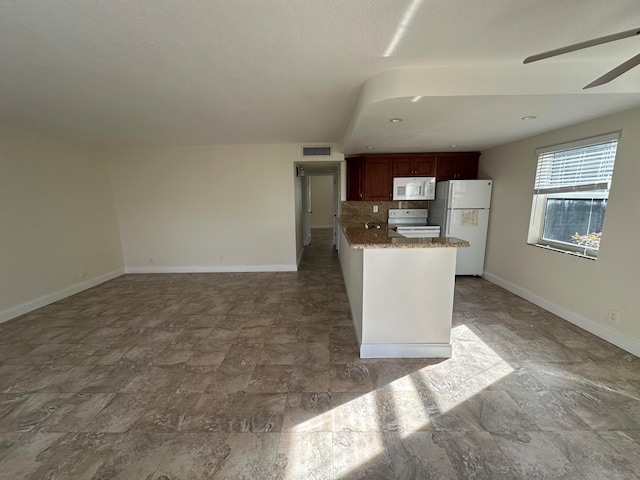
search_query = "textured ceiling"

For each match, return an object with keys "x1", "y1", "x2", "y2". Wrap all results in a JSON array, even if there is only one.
[{"x1": 1, "y1": 0, "x2": 639, "y2": 150}]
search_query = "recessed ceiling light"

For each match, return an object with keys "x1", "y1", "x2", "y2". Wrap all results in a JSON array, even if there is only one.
[
  {"x1": 366, "y1": 146, "x2": 375, "y2": 149},
  {"x1": 390, "y1": 118, "x2": 403, "y2": 123},
  {"x1": 521, "y1": 115, "x2": 537, "y2": 120},
  {"x1": 411, "y1": 96, "x2": 423, "y2": 103},
  {"x1": 449, "y1": 144, "x2": 458, "y2": 148}
]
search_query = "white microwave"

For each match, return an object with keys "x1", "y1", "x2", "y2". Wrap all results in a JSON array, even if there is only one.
[{"x1": 393, "y1": 177, "x2": 436, "y2": 200}]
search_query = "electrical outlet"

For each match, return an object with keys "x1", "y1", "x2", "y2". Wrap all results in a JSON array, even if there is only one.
[
  {"x1": 607, "y1": 308, "x2": 620, "y2": 324},
  {"x1": 77, "y1": 269, "x2": 86, "y2": 279},
  {"x1": 373, "y1": 205, "x2": 379, "y2": 213}
]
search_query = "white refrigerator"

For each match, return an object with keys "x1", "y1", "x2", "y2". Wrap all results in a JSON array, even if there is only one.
[{"x1": 428, "y1": 179, "x2": 493, "y2": 275}]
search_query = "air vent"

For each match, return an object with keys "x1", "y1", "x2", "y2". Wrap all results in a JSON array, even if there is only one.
[{"x1": 302, "y1": 146, "x2": 332, "y2": 157}]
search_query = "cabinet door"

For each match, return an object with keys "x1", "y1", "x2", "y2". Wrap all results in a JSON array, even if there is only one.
[
  {"x1": 393, "y1": 155, "x2": 437, "y2": 176},
  {"x1": 436, "y1": 157, "x2": 455, "y2": 181},
  {"x1": 346, "y1": 157, "x2": 364, "y2": 200},
  {"x1": 436, "y1": 154, "x2": 479, "y2": 181},
  {"x1": 363, "y1": 158, "x2": 393, "y2": 200},
  {"x1": 413, "y1": 156, "x2": 437, "y2": 176},
  {"x1": 393, "y1": 158, "x2": 414, "y2": 176},
  {"x1": 456, "y1": 155, "x2": 479, "y2": 179}
]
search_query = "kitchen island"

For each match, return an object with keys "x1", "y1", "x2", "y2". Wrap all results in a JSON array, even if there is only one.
[{"x1": 338, "y1": 223, "x2": 469, "y2": 358}]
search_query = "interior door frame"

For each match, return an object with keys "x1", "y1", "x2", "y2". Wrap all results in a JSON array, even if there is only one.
[
  {"x1": 332, "y1": 172, "x2": 339, "y2": 246},
  {"x1": 303, "y1": 175, "x2": 312, "y2": 246},
  {"x1": 296, "y1": 162, "x2": 342, "y2": 251}
]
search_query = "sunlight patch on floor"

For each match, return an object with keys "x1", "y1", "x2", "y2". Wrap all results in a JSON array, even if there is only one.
[
  {"x1": 425, "y1": 324, "x2": 515, "y2": 413},
  {"x1": 287, "y1": 323, "x2": 515, "y2": 475}
]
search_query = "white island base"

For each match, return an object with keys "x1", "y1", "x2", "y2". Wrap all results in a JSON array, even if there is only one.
[{"x1": 339, "y1": 229, "x2": 456, "y2": 358}]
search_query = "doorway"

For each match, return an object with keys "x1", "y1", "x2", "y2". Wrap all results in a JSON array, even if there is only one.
[
  {"x1": 307, "y1": 173, "x2": 336, "y2": 244},
  {"x1": 294, "y1": 162, "x2": 341, "y2": 263}
]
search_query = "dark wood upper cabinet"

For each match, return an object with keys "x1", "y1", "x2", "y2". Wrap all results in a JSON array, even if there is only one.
[
  {"x1": 346, "y1": 152, "x2": 479, "y2": 201},
  {"x1": 435, "y1": 153, "x2": 480, "y2": 181},
  {"x1": 346, "y1": 155, "x2": 393, "y2": 201},
  {"x1": 393, "y1": 153, "x2": 436, "y2": 177},
  {"x1": 392, "y1": 157, "x2": 414, "y2": 177},
  {"x1": 363, "y1": 157, "x2": 393, "y2": 200},
  {"x1": 392, "y1": 154, "x2": 436, "y2": 177},
  {"x1": 346, "y1": 156, "x2": 364, "y2": 201}
]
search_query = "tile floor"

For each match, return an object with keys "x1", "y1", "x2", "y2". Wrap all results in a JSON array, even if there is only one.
[{"x1": 1, "y1": 228, "x2": 639, "y2": 479}]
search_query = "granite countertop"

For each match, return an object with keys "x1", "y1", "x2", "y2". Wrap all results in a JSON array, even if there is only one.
[{"x1": 340, "y1": 222, "x2": 470, "y2": 249}]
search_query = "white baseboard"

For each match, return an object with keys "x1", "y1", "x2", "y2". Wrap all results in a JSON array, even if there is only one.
[
  {"x1": 312, "y1": 225, "x2": 333, "y2": 229},
  {"x1": 0, "y1": 268, "x2": 125, "y2": 324},
  {"x1": 124, "y1": 264, "x2": 297, "y2": 274},
  {"x1": 361, "y1": 343, "x2": 452, "y2": 359},
  {"x1": 483, "y1": 272, "x2": 640, "y2": 358}
]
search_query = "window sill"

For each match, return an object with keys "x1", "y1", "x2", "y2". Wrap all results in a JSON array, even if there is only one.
[{"x1": 528, "y1": 242, "x2": 597, "y2": 260}]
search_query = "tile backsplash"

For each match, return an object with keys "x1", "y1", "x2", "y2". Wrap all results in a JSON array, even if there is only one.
[{"x1": 341, "y1": 200, "x2": 429, "y2": 226}]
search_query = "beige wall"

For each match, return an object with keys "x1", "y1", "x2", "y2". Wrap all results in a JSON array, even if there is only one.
[
  {"x1": 109, "y1": 144, "x2": 300, "y2": 271},
  {"x1": 310, "y1": 175, "x2": 334, "y2": 227},
  {"x1": 480, "y1": 106, "x2": 640, "y2": 355},
  {"x1": 0, "y1": 125, "x2": 124, "y2": 320}
]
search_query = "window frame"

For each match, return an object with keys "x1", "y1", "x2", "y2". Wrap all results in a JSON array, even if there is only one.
[
  {"x1": 534, "y1": 191, "x2": 608, "y2": 258},
  {"x1": 527, "y1": 133, "x2": 620, "y2": 259}
]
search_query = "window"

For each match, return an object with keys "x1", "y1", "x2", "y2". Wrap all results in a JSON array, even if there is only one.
[{"x1": 528, "y1": 133, "x2": 619, "y2": 258}]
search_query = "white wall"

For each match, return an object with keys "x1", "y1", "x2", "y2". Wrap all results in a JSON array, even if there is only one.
[
  {"x1": 109, "y1": 144, "x2": 301, "y2": 272},
  {"x1": 480, "y1": 106, "x2": 640, "y2": 355},
  {"x1": 0, "y1": 125, "x2": 124, "y2": 321},
  {"x1": 310, "y1": 175, "x2": 334, "y2": 227},
  {"x1": 362, "y1": 248, "x2": 454, "y2": 347},
  {"x1": 339, "y1": 228, "x2": 364, "y2": 345}
]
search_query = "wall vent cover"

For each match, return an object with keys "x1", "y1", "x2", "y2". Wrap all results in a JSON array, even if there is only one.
[{"x1": 302, "y1": 146, "x2": 331, "y2": 156}]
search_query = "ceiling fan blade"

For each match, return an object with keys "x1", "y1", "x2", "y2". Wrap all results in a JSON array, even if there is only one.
[
  {"x1": 524, "y1": 27, "x2": 640, "y2": 64},
  {"x1": 583, "y1": 52, "x2": 640, "y2": 89}
]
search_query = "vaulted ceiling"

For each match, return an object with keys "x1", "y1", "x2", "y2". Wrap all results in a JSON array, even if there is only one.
[{"x1": 1, "y1": 0, "x2": 639, "y2": 152}]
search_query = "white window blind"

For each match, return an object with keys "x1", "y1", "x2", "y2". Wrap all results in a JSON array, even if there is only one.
[{"x1": 534, "y1": 136, "x2": 618, "y2": 195}]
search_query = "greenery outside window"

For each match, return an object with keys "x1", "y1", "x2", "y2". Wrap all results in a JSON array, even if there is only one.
[{"x1": 528, "y1": 133, "x2": 619, "y2": 259}]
